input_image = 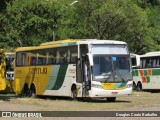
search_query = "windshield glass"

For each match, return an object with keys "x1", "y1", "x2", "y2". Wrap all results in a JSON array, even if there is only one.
[{"x1": 92, "y1": 55, "x2": 131, "y2": 82}]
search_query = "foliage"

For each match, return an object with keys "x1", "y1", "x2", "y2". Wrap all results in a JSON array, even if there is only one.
[
  {"x1": 1, "y1": 0, "x2": 62, "y2": 48},
  {"x1": 0, "y1": 0, "x2": 159, "y2": 54}
]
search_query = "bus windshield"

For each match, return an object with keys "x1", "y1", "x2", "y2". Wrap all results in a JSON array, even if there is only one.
[{"x1": 92, "y1": 55, "x2": 131, "y2": 82}]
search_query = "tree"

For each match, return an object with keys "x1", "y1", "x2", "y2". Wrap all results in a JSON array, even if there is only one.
[
  {"x1": 1, "y1": 0, "x2": 62, "y2": 48},
  {"x1": 72, "y1": 0, "x2": 154, "y2": 54}
]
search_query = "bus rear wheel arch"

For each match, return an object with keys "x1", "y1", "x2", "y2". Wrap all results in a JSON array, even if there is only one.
[{"x1": 29, "y1": 84, "x2": 36, "y2": 98}]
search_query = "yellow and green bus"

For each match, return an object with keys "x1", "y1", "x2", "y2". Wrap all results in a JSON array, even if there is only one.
[
  {"x1": 13, "y1": 39, "x2": 133, "y2": 101},
  {"x1": 132, "y1": 51, "x2": 160, "y2": 91},
  {"x1": 0, "y1": 49, "x2": 14, "y2": 92}
]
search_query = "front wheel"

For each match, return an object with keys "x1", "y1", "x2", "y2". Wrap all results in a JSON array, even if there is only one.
[
  {"x1": 133, "y1": 82, "x2": 137, "y2": 90},
  {"x1": 71, "y1": 89, "x2": 77, "y2": 100},
  {"x1": 136, "y1": 82, "x2": 142, "y2": 91},
  {"x1": 106, "y1": 97, "x2": 116, "y2": 102}
]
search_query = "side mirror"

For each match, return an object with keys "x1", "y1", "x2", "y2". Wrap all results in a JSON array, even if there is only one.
[
  {"x1": 87, "y1": 54, "x2": 93, "y2": 66},
  {"x1": 131, "y1": 54, "x2": 140, "y2": 68}
]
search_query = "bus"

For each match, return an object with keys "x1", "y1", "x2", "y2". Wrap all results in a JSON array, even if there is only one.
[
  {"x1": 0, "y1": 49, "x2": 14, "y2": 92},
  {"x1": 132, "y1": 51, "x2": 160, "y2": 91},
  {"x1": 13, "y1": 39, "x2": 133, "y2": 101}
]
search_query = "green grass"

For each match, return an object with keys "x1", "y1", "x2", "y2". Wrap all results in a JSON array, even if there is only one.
[{"x1": 1, "y1": 91, "x2": 160, "y2": 111}]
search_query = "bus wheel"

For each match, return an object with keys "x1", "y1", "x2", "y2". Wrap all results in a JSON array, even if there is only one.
[
  {"x1": 136, "y1": 82, "x2": 142, "y2": 91},
  {"x1": 30, "y1": 85, "x2": 36, "y2": 98},
  {"x1": 23, "y1": 84, "x2": 29, "y2": 96},
  {"x1": 71, "y1": 84, "x2": 77, "y2": 100},
  {"x1": 106, "y1": 97, "x2": 116, "y2": 102},
  {"x1": 133, "y1": 82, "x2": 137, "y2": 90}
]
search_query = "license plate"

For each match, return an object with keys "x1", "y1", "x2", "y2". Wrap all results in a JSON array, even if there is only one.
[{"x1": 112, "y1": 92, "x2": 118, "y2": 95}]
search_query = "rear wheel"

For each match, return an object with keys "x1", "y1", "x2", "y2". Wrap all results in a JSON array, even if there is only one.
[
  {"x1": 106, "y1": 97, "x2": 116, "y2": 102},
  {"x1": 29, "y1": 85, "x2": 36, "y2": 98}
]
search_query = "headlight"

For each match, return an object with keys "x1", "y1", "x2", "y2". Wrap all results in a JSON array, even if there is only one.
[
  {"x1": 126, "y1": 83, "x2": 133, "y2": 88},
  {"x1": 92, "y1": 84, "x2": 102, "y2": 89}
]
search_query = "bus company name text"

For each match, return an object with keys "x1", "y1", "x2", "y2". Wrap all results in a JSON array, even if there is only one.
[{"x1": 29, "y1": 67, "x2": 47, "y2": 74}]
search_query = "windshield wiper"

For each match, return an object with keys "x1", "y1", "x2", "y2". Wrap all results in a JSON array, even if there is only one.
[{"x1": 115, "y1": 70, "x2": 126, "y2": 82}]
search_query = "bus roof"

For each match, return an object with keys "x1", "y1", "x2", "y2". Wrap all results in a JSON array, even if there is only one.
[
  {"x1": 40, "y1": 39, "x2": 127, "y2": 46},
  {"x1": 140, "y1": 51, "x2": 160, "y2": 58},
  {"x1": 15, "y1": 39, "x2": 127, "y2": 52}
]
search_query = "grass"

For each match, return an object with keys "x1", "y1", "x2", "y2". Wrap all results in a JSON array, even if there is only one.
[{"x1": 0, "y1": 91, "x2": 160, "y2": 111}]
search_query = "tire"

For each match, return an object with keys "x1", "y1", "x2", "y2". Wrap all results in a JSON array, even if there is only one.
[
  {"x1": 106, "y1": 97, "x2": 116, "y2": 102},
  {"x1": 71, "y1": 84, "x2": 77, "y2": 100},
  {"x1": 71, "y1": 89, "x2": 77, "y2": 100},
  {"x1": 132, "y1": 82, "x2": 137, "y2": 90},
  {"x1": 29, "y1": 85, "x2": 36, "y2": 98},
  {"x1": 22, "y1": 85, "x2": 29, "y2": 96},
  {"x1": 136, "y1": 82, "x2": 142, "y2": 91}
]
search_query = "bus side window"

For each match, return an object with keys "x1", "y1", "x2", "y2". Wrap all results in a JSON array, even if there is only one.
[
  {"x1": 16, "y1": 53, "x2": 23, "y2": 66},
  {"x1": 56, "y1": 50, "x2": 60, "y2": 64},
  {"x1": 63, "y1": 52, "x2": 67, "y2": 63},
  {"x1": 141, "y1": 59, "x2": 146, "y2": 68},
  {"x1": 140, "y1": 59, "x2": 143, "y2": 68},
  {"x1": 38, "y1": 57, "x2": 42, "y2": 65},
  {"x1": 22, "y1": 53, "x2": 26, "y2": 66},
  {"x1": 67, "y1": 49, "x2": 71, "y2": 63},
  {"x1": 47, "y1": 48, "x2": 56, "y2": 64},
  {"x1": 31, "y1": 57, "x2": 36, "y2": 65},
  {"x1": 146, "y1": 59, "x2": 151, "y2": 68},
  {"x1": 157, "y1": 58, "x2": 160, "y2": 67},
  {"x1": 71, "y1": 53, "x2": 77, "y2": 63},
  {"x1": 70, "y1": 47, "x2": 78, "y2": 63},
  {"x1": 37, "y1": 50, "x2": 47, "y2": 65},
  {"x1": 153, "y1": 58, "x2": 156, "y2": 68}
]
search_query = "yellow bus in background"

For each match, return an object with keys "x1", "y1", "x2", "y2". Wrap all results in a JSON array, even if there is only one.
[
  {"x1": 0, "y1": 49, "x2": 14, "y2": 92},
  {"x1": 13, "y1": 39, "x2": 132, "y2": 102}
]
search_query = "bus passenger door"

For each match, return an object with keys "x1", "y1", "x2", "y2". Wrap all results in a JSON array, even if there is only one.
[
  {"x1": 76, "y1": 58, "x2": 83, "y2": 97},
  {"x1": 81, "y1": 56, "x2": 91, "y2": 97},
  {"x1": 76, "y1": 45, "x2": 91, "y2": 97}
]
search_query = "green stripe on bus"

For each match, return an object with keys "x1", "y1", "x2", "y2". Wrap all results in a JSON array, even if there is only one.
[
  {"x1": 51, "y1": 65, "x2": 68, "y2": 90},
  {"x1": 46, "y1": 65, "x2": 60, "y2": 90},
  {"x1": 146, "y1": 76, "x2": 150, "y2": 83},
  {"x1": 132, "y1": 70, "x2": 138, "y2": 76},
  {"x1": 144, "y1": 70, "x2": 148, "y2": 76},
  {"x1": 118, "y1": 82, "x2": 127, "y2": 88},
  {"x1": 133, "y1": 69, "x2": 160, "y2": 76},
  {"x1": 152, "y1": 69, "x2": 160, "y2": 75}
]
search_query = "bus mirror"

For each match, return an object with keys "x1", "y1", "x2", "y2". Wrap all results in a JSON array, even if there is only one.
[
  {"x1": 136, "y1": 55, "x2": 140, "y2": 67},
  {"x1": 88, "y1": 54, "x2": 93, "y2": 66},
  {"x1": 131, "y1": 54, "x2": 140, "y2": 68}
]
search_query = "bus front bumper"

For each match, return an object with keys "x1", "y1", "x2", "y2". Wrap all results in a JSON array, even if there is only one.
[{"x1": 89, "y1": 87, "x2": 132, "y2": 98}]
